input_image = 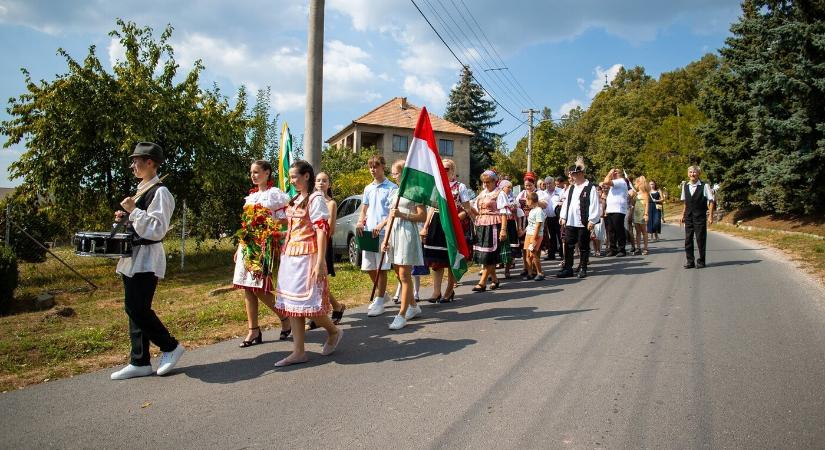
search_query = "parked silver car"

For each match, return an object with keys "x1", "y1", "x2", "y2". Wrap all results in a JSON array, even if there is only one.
[{"x1": 331, "y1": 195, "x2": 363, "y2": 267}]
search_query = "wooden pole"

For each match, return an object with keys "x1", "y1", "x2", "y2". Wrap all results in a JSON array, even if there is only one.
[
  {"x1": 367, "y1": 195, "x2": 401, "y2": 302},
  {"x1": 11, "y1": 220, "x2": 97, "y2": 290}
]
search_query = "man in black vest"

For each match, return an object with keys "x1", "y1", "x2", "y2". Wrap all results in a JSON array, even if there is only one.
[
  {"x1": 680, "y1": 165, "x2": 715, "y2": 269},
  {"x1": 557, "y1": 165, "x2": 602, "y2": 279},
  {"x1": 111, "y1": 142, "x2": 185, "y2": 380}
]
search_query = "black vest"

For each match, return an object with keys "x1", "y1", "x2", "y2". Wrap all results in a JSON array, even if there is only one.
[
  {"x1": 683, "y1": 182, "x2": 708, "y2": 222},
  {"x1": 128, "y1": 182, "x2": 165, "y2": 246},
  {"x1": 565, "y1": 182, "x2": 592, "y2": 225}
]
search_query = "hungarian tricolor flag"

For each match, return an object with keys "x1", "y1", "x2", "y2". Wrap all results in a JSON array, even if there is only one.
[
  {"x1": 398, "y1": 107, "x2": 470, "y2": 281},
  {"x1": 279, "y1": 122, "x2": 296, "y2": 196}
]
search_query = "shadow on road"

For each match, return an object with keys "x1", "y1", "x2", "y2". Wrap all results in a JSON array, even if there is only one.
[{"x1": 703, "y1": 259, "x2": 761, "y2": 268}]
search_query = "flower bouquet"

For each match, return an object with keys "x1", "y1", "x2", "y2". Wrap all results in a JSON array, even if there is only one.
[{"x1": 235, "y1": 203, "x2": 280, "y2": 280}]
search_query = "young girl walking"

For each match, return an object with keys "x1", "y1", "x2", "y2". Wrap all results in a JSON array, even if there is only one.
[
  {"x1": 273, "y1": 161, "x2": 342, "y2": 367},
  {"x1": 523, "y1": 192, "x2": 546, "y2": 280},
  {"x1": 383, "y1": 160, "x2": 427, "y2": 330},
  {"x1": 232, "y1": 160, "x2": 292, "y2": 346}
]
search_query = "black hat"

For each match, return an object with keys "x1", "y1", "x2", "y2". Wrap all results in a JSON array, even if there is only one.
[
  {"x1": 129, "y1": 142, "x2": 165, "y2": 164},
  {"x1": 568, "y1": 165, "x2": 584, "y2": 174}
]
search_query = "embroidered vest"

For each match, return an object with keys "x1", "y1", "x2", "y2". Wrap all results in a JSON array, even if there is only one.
[
  {"x1": 565, "y1": 183, "x2": 592, "y2": 225},
  {"x1": 283, "y1": 193, "x2": 322, "y2": 256},
  {"x1": 129, "y1": 182, "x2": 165, "y2": 246}
]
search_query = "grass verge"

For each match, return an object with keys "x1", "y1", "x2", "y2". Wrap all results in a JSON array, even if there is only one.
[{"x1": 1, "y1": 239, "x2": 413, "y2": 392}]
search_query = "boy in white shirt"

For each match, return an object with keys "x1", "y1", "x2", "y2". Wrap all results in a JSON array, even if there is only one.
[{"x1": 111, "y1": 142, "x2": 184, "y2": 380}]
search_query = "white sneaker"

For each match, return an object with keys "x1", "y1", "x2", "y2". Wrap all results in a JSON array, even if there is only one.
[
  {"x1": 388, "y1": 315, "x2": 407, "y2": 330},
  {"x1": 110, "y1": 364, "x2": 153, "y2": 380},
  {"x1": 367, "y1": 296, "x2": 386, "y2": 317},
  {"x1": 405, "y1": 304, "x2": 422, "y2": 320},
  {"x1": 156, "y1": 344, "x2": 185, "y2": 376}
]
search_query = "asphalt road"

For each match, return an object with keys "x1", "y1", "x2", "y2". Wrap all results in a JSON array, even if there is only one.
[{"x1": 3, "y1": 225, "x2": 825, "y2": 449}]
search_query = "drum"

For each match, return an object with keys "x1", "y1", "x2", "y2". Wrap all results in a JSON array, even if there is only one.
[{"x1": 74, "y1": 231, "x2": 133, "y2": 258}]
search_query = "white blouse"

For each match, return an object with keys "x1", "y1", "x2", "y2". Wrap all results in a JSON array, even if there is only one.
[{"x1": 245, "y1": 187, "x2": 290, "y2": 219}]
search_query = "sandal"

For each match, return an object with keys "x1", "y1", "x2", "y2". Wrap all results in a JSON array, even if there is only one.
[
  {"x1": 240, "y1": 327, "x2": 263, "y2": 348},
  {"x1": 331, "y1": 304, "x2": 346, "y2": 325},
  {"x1": 438, "y1": 291, "x2": 455, "y2": 303},
  {"x1": 306, "y1": 320, "x2": 320, "y2": 331},
  {"x1": 427, "y1": 294, "x2": 443, "y2": 303},
  {"x1": 471, "y1": 284, "x2": 486, "y2": 292},
  {"x1": 490, "y1": 281, "x2": 500, "y2": 290},
  {"x1": 279, "y1": 326, "x2": 292, "y2": 340}
]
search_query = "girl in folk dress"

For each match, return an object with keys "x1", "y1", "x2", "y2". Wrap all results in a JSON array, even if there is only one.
[
  {"x1": 422, "y1": 158, "x2": 474, "y2": 303},
  {"x1": 273, "y1": 161, "x2": 342, "y2": 367},
  {"x1": 306, "y1": 172, "x2": 346, "y2": 330},
  {"x1": 232, "y1": 160, "x2": 292, "y2": 347},
  {"x1": 383, "y1": 160, "x2": 428, "y2": 330},
  {"x1": 471, "y1": 170, "x2": 509, "y2": 292},
  {"x1": 499, "y1": 180, "x2": 523, "y2": 279}
]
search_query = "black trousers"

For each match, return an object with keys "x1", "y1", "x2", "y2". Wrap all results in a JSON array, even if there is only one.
[
  {"x1": 684, "y1": 218, "x2": 708, "y2": 264},
  {"x1": 123, "y1": 272, "x2": 178, "y2": 366},
  {"x1": 543, "y1": 216, "x2": 561, "y2": 258},
  {"x1": 564, "y1": 226, "x2": 591, "y2": 270},
  {"x1": 607, "y1": 213, "x2": 626, "y2": 253}
]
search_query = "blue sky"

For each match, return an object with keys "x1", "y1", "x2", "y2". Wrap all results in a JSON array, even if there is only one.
[{"x1": 0, "y1": 0, "x2": 742, "y2": 186}]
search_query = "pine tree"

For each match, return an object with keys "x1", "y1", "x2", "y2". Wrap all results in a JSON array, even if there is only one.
[
  {"x1": 700, "y1": 0, "x2": 825, "y2": 214},
  {"x1": 443, "y1": 67, "x2": 502, "y2": 185}
]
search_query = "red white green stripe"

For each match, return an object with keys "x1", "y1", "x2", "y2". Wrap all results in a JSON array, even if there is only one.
[{"x1": 398, "y1": 107, "x2": 470, "y2": 281}]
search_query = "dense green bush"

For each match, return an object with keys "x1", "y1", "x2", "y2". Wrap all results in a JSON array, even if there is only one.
[{"x1": 0, "y1": 245, "x2": 18, "y2": 312}]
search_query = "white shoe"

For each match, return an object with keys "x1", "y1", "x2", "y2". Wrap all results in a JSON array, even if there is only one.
[
  {"x1": 388, "y1": 315, "x2": 407, "y2": 330},
  {"x1": 156, "y1": 344, "x2": 185, "y2": 376},
  {"x1": 367, "y1": 296, "x2": 386, "y2": 317},
  {"x1": 405, "y1": 304, "x2": 422, "y2": 320},
  {"x1": 110, "y1": 364, "x2": 153, "y2": 380}
]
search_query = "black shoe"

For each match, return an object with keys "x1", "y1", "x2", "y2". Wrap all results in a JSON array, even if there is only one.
[
  {"x1": 574, "y1": 265, "x2": 582, "y2": 274},
  {"x1": 240, "y1": 327, "x2": 263, "y2": 348},
  {"x1": 684, "y1": 262, "x2": 696, "y2": 269},
  {"x1": 490, "y1": 281, "x2": 500, "y2": 290},
  {"x1": 577, "y1": 268, "x2": 588, "y2": 279},
  {"x1": 519, "y1": 270, "x2": 529, "y2": 277},
  {"x1": 617, "y1": 251, "x2": 627, "y2": 257},
  {"x1": 522, "y1": 275, "x2": 533, "y2": 281},
  {"x1": 280, "y1": 327, "x2": 292, "y2": 340},
  {"x1": 607, "y1": 251, "x2": 617, "y2": 257},
  {"x1": 438, "y1": 291, "x2": 455, "y2": 303},
  {"x1": 556, "y1": 268, "x2": 575, "y2": 278},
  {"x1": 696, "y1": 261, "x2": 706, "y2": 269}
]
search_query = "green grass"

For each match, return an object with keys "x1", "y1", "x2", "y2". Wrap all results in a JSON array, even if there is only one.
[{"x1": 1, "y1": 238, "x2": 404, "y2": 392}]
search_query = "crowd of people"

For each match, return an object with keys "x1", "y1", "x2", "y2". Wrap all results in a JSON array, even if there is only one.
[{"x1": 108, "y1": 142, "x2": 715, "y2": 379}]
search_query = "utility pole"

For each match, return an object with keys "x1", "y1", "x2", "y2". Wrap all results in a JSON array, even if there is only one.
[
  {"x1": 523, "y1": 108, "x2": 538, "y2": 172},
  {"x1": 304, "y1": 0, "x2": 324, "y2": 170}
]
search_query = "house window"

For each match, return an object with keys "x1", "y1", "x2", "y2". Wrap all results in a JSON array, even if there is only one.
[
  {"x1": 438, "y1": 139, "x2": 454, "y2": 156},
  {"x1": 392, "y1": 135, "x2": 409, "y2": 152}
]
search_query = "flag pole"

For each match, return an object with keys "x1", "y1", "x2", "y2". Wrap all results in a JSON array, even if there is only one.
[{"x1": 368, "y1": 195, "x2": 401, "y2": 302}]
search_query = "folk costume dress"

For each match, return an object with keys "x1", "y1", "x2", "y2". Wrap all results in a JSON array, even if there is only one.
[
  {"x1": 472, "y1": 188, "x2": 510, "y2": 266},
  {"x1": 424, "y1": 180, "x2": 474, "y2": 269},
  {"x1": 275, "y1": 192, "x2": 332, "y2": 318},
  {"x1": 233, "y1": 187, "x2": 290, "y2": 293},
  {"x1": 504, "y1": 192, "x2": 523, "y2": 259}
]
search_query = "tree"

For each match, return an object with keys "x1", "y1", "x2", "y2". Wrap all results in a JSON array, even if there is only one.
[
  {"x1": 699, "y1": 0, "x2": 825, "y2": 214},
  {"x1": 443, "y1": 67, "x2": 502, "y2": 186},
  {"x1": 320, "y1": 145, "x2": 379, "y2": 203},
  {"x1": 0, "y1": 20, "x2": 253, "y2": 239}
]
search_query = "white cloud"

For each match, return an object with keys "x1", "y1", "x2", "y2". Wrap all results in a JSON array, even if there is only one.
[
  {"x1": 558, "y1": 99, "x2": 583, "y2": 118},
  {"x1": 577, "y1": 78, "x2": 585, "y2": 91},
  {"x1": 107, "y1": 38, "x2": 126, "y2": 68},
  {"x1": 589, "y1": 64, "x2": 623, "y2": 98},
  {"x1": 403, "y1": 75, "x2": 447, "y2": 110}
]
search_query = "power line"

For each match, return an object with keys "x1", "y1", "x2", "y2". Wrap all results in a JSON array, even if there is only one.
[
  {"x1": 410, "y1": 0, "x2": 523, "y2": 123},
  {"x1": 457, "y1": 0, "x2": 537, "y2": 107},
  {"x1": 438, "y1": 0, "x2": 528, "y2": 112},
  {"x1": 420, "y1": 0, "x2": 524, "y2": 116},
  {"x1": 447, "y1": 0, "x2": 534, "y2": 108}
]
